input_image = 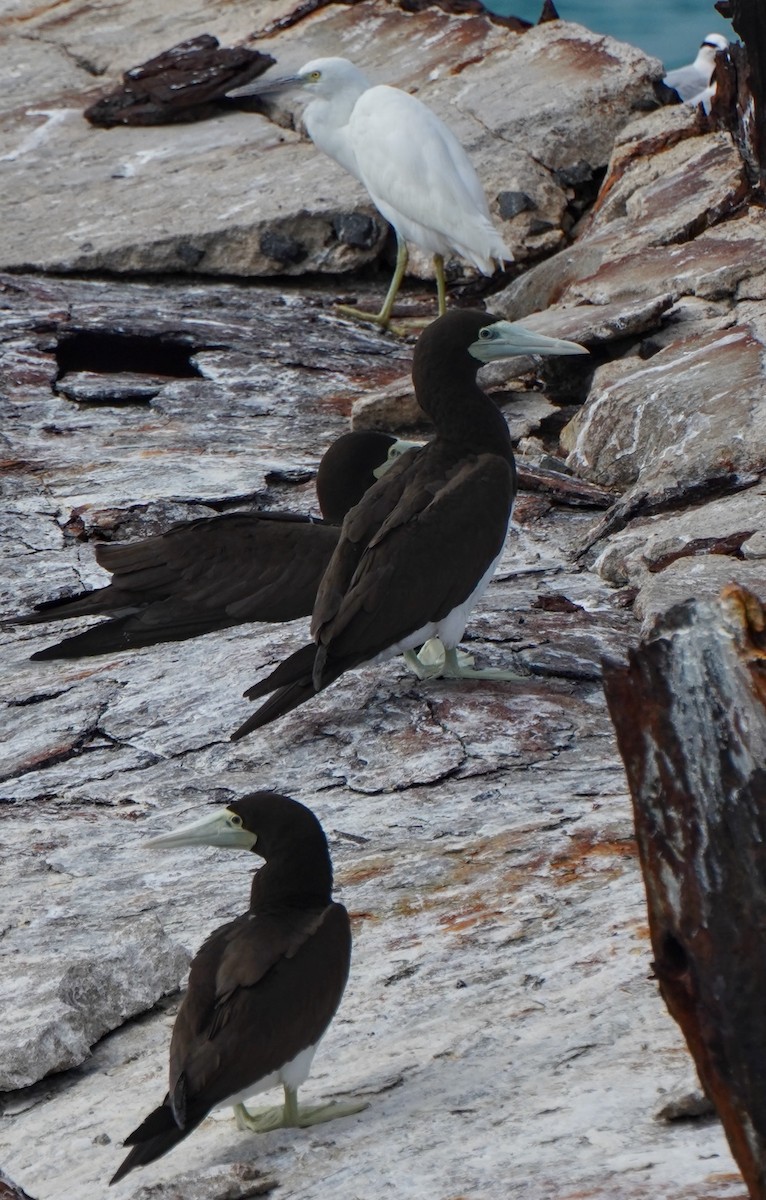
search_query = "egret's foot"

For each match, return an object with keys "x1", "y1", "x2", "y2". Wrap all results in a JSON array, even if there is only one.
[
  {"x1": 403, "y1": 640, "x2": 475, "y2": 680},
  {"x1": 334, "y1": 303, "x2": 409, "y2": 337},
  {"x1": 440, "y1": 646, "x2": 524, "y2": 682},
  {"x1": 233, "y1": 1097, "x2": 368, "y2": 1133}
]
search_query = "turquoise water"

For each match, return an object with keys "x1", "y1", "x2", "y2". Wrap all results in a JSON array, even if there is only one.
[{"x1": 484, "y1": 0, "x2": 733, "y2": 69}]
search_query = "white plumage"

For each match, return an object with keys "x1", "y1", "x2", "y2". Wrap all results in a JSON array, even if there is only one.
[
  {"x1": 248, "y1": 57, "x2": 512, "y2": 327},
  {"x1": 664, "y1": 33, "x2": 729, "y2": 107}
]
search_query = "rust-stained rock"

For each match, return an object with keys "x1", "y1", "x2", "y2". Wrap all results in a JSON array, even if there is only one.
[
  {"x1": 594, "y1": 484, "x2": 766, "y2": 625},
  {"x1": 603, "y1": 587, "x2": 766, "y2": 1199},
  {"x1": 499, "y1": 118, "x2": 752, "y2": 320},
  {"x1": 0, "y1": 1172, "x2": 37, "y2": 1200}
]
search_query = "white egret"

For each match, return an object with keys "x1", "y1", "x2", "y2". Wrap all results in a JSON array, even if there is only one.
[
  {"x1": 242, "y1": 57, "x2": 512, "y2": 329},
  {"x1": 663, "y1": 33, "x2": 729, "y2": 106}
]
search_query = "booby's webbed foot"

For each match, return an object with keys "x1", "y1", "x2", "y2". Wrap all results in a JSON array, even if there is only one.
[
  {"x1": 234, "y1": 1101, "x2": 287, "y2": 1133},
  {"x1": 403, "y1": 640, "x2": 475, "y2": 680},
  {"x1": 439, "y1": 646, "x2": 525, "y2": 682},
  {"x1": 234, "y1": 1088, "x2": 368, "y2": 1133}
]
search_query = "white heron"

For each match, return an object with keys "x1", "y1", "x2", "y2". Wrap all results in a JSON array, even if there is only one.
[
  {"x1": 663, "y1": 33, "x2": 729, "y2": 108},
  {"x1": 242, "y1": 57, "x2": 512, "y2": 329}
]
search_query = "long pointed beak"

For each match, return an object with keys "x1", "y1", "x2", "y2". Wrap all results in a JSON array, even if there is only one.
[
  {"x1": 470, "y1": 320, "x2": 589, "y2": 363},
  {"x1": 226, "y1": 73, "x2": 304, "y2": 100},
  {"x1": 145, "y1": 808, "x2": 257, "y2": 851}
]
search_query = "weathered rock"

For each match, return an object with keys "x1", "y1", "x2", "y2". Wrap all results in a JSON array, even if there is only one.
[
  {"x1": 0, "y1": 4, "x2": 663, "y2": 279},
  {"x1": 1, "y1": 914, "x2": 189, "y2": 1092},
  {"x1": 0, "y1": 270, "x2": 743, "y2": 1200},
  {"x1": 498, "y1": 110, "x2": 752, "y2": 320},
  {"x1": 83, "y1": 36, "x2": 275, "y2": 128},
  {"x1": 561, "y1": 324, "x2": 766, "y2": 491},
  {"x1": 594, "y1": 484, "x2": 766, "y2": 625},
  {"x1": 131, "y1": 1162, "x2": 277, "y2": 1200}
]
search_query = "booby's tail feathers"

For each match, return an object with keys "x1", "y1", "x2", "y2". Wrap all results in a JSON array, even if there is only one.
[
  {"x1": 12, "y1": 586, "x2": 119, "y2": 625},
  {"x1": 243, "y1": 642, "x2": 318, "y2": 701},
  {"x1": 109, "y1": 1102, "x2": 203, "y2": 1185},
  {"x1": 232, "y1": 642, "x2": 319, "y2": 738},
  {"x1": 232, "y1": 678, "x2": 320, "y2": 739}
]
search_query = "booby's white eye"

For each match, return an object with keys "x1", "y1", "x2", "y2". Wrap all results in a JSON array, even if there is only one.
[
  {"x1": 478, "y1": 327, "x2": 495, "y2": 340},
  {"x1": 228, "y1": 813, "x2": 244, "y2": 828}
]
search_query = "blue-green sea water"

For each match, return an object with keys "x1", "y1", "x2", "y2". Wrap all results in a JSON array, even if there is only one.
[{"x1": 483, "y1": 0, "x2": 733, "y2": 70}]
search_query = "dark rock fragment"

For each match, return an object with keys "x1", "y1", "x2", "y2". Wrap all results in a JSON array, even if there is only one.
[{"x1": 84, "y1": 35, "x2": 275, "y2": 127}]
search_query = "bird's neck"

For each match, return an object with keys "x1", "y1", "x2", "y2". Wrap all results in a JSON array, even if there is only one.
[
  {"x1": 249, "y1": 842, "x2": 334, "y2": 913},
  {"x1": 412, "y1": 353, "x2": 514, "y2": 460},
  {"x1": 303, "y1": 92, "x2": 366, "y2": 180}
]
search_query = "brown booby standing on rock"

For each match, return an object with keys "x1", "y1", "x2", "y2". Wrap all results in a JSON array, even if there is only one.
[
  {"x1": 14, "y1": 432, "x2": 414, "y2": 659},
  {"x1": 111, "y1": 791, "x2": 365, "y2": 1185},
  {"x1": 232, "y1": 309, "x2": 587, "y2": 738}
]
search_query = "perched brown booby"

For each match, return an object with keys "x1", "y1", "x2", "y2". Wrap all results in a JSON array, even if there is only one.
[
  {"x1": 15, "y1": 432, "x2": 413, "y2": 660},
  {"x1": 110, "y1": 791, "x2": 365, "y2": 1186},
  {"x1": 232, "y1": 309, "x2": 587, "y2": 738}
]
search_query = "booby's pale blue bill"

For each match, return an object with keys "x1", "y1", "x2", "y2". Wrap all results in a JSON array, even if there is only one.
[
  {"x1": 145, "y1": 808, "x2": 257, "y2": 851},
  {"x1": 469, "y1": 320, "x2": 589, "y2": 363}
]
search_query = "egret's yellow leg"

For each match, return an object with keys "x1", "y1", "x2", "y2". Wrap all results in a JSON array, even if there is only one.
[
  {"x1": 433, "y1": 254, "x2": 447, "y2": 317},
  {"x1": 336, "y1": 236, "x2": 409, "y2": 330}
]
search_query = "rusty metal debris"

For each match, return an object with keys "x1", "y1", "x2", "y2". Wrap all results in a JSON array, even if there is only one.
[{"x1": 603, "y1": 586, "x2": 766, "y2": 1199}]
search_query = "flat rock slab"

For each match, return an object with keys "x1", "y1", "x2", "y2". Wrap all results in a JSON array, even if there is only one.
[
  {"x1": 561, "y1": 324, "x2": 766, "y2": 490},
  {"x1": 1, "y1": 3, "x2": 662, "y2": 278},
  {"x1": 0, "y1": 271, "x2": 743, "y2": 1200}
]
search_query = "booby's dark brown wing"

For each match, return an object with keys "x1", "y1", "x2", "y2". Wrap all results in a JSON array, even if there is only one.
[
  {"x1": 314, "y1": 446, "x2": 516, "y2": 660},
  {"x1": 232, "y1": 446, "x2": 515, "y2": 737},
  {"x1": 111, "y1": 901, "x2": 350, "y2": 1183},
  {"x1": 22, "y1": 513, "x2": 339, "y2": 659}
]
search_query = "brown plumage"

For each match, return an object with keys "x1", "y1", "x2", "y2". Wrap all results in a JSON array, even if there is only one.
[
  {"x1": 15, "y1": 431, "x2": 400, "y2": 660},
  {"x1": 232, "y1": 309, "x2": 518, "y2": 737},
  {"x1": 111, "y1": 792, "x2": 355, "y2": 1184}
]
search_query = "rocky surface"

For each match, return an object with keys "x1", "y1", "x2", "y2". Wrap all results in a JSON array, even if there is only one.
[
  {"x1": 2, "y1": 1, "x2": 764, "y2": 1198},
  {"x1": 1, "y1": 1, "x2": 664, "y2": 279}
]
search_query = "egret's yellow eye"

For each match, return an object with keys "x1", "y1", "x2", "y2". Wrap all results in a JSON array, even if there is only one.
[{"x1": 308, "y1": 70, "x2": 322, "y2": 81}]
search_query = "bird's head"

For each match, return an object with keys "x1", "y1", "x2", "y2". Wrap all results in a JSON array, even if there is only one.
[
  {"x1": 413, "y1": 308, "x2": 587, "y2": 370},
  {"x1": 467, "y1": 312, "x2": 589, "y2": 364},
  {"x1": 236, "y1": 56, "x2": 370, "y2": 101},
  {"x1": 145, "y1": 791, "x2": 326, "y2": 861},
  {"x1": 698, "y1": 33, "x2": 729, "y2": 64},
  {"x1": 293, "y1": 57, "x2": 371, "y2": 97}
]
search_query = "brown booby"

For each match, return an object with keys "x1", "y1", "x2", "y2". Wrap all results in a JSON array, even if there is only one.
[
  {"x1": 110, "y1": 791, "x2": 365, "y2": 1185},
  {"x1": 232, "y1": 309, "x2": 587, "y2": 738},
  {"x1": 15, "y1": 432, "x2": 413, "y2": 660}
]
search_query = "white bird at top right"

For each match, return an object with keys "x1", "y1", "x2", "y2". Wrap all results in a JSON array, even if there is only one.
[{"x1": 663, "y1": 32, "x2": 730, "y2": 112}]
